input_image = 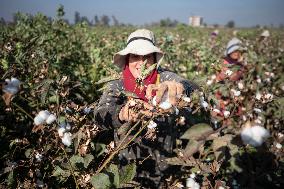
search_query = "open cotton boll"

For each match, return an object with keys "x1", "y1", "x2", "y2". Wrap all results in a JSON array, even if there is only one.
[
  {"x1": 225, "y1": 69, "x2": 233, "y2": 76},
  {"x1": 38, "y1": 110, "x2": 51, "y2": 120},
  {"x1": 241, "y1": 125, "x2": 270, "y2": 147},
  {"x1": 152, "y1": 93, "x2": 172, "y2": 110},
  {"x1": 182, "y1": 96, "x2": 191, "y2": 102},
  {"x1": 46, "y1": 114, "x2": 56, "y2": 124},
  {"x1": 186, "y1": 178, "x2": 200, "y2": 189},
  {"x1": 34, "y1": 115, "x2": 46, "y2": 125},
  {"x1": 3, "y1": 85, "x2": 19, "y2": 95},
  {"x1": 223, "y1": 110, "x2": 230, "y2": 118},
  {"x1": 147, "y1": 120, "x2": 157, "y2": 129},
  {"x1": 10, "y1": 77, "x2": 21, "y2": 87},
  {"x1": 57, "y1": 127, "x2": 66, "y2": 137},
  {"x1": 3, "y1": 77, "x2": 21, "y2": 95},
  {"x1": 62, "y1": 132, "x2": 72, "y2": 147}
]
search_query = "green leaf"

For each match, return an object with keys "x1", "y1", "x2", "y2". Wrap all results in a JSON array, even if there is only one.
[
  {"x1": 52, "y1": 165, "x2": 71, "y2": 179},
  {"x1": 141, "y1": 63, "x2": 157, "y2": 79},
  {"x1": 24, "y1": 148, "x2": 32, "y2": 158},
  {"x1": 183, "y1": 140, "x2": 204, "y2": 157},
  {"x1": 95, "y1": 143, "x2": 106, "y2": 157},
  {"x1": 180, "y1": 123, "x2": 213, "y2": 141},
  {"x1": 69, "y1": 155, "x2": 84, "y2": 170},
  {"x1": 106, "y1": 164, "x2": 119, "y2": 188},
  {"x1": 90, "y1": 173, "x2": 111, "y2": 189},
  {"x1": 119, "y1": 162, "x2": 136, "y2": 185},
  {"x1": 83, "y1": 154, "x2": 94, "y2": 169},
  {"x1": 212, "y1": 135, "x2": 232, "y2": 161},
  {"x1": 7, "y1": 170, "x2": 16, "y2": 188}
]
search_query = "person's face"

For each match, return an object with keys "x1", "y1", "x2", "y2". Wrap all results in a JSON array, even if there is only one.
[
  {"x1": 229, "y1": 50, "x2": 242, "y2": 61},
  {"x1": 128, "y1": 53, "x2": 155, "y2": 78}
]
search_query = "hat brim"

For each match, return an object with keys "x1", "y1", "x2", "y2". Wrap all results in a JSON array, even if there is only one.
[
  {"x1": 225, "y1": 46, "x2": 246, "y2": 56},
  {"x1": 113, "y1": 40, "x2": 164, "y2": 69}
]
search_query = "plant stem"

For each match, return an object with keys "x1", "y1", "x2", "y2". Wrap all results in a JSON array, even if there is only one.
[
  {"x1": 12, "y1": 102, "x2": 34, "y2": 120},
  {"x1": 62, "y1": 147, "x2": 80, "y2": 189},
  {"x1": 95, "y1": 118, "x2": 151, "y2": 175}
]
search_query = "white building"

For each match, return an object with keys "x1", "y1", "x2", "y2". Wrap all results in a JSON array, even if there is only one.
[{"x1": 189, "y1": 16, "x2": 203, "y2": 27}]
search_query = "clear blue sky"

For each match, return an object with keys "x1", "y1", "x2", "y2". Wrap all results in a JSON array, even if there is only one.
[{"x1": 1, "y1": 0, "x2": 284, "y2": 27}]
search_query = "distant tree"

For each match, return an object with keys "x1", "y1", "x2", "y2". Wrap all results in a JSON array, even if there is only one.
[
  {"x1": 226, "y1": 20, "x2": 235, "y2": 28},
  {"x1": 0, "y1": 17, "x2": 6, "y2": 25},
  {"x1": 81, "y1": 16, "x2": 91, "y2": 25},
  {"x1": 101, "y1": 15, "x2": 110, "y2": 26},
  {"x1": 112, "y1": 15, "x2": 119, "y2": 26},
  {"x1": 213, "y1": 24, "x2": 219, "y2": 28},
  {"x1": 254, "y1": 24, "x2": 260, "y2": 28},
  {"x1": 57, "y1": 4, "x2": 65, "y2": 18},
  {"x1": 159, "y1": 18, "x2": 178, "y2": 27},
  {"x1": 75, "y1": 11, "x2": 81, "y2": 24},
  {"x1": 94, "y1": 15, "x2": 100, "y2": 25}
]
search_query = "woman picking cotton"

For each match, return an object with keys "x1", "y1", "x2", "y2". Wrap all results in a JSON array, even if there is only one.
[{"x1": 94, "y1": 29, "x2": 198, "y2": 187}]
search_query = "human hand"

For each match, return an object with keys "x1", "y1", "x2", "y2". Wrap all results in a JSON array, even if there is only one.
[
  {"x1": 146, "y1": 81, "x2": 184, "y2": 105},
  {"x1": 119, "y1": 98, "x2": 154, "y2": 122}
]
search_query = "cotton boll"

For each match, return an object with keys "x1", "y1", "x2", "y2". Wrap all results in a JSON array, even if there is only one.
[
  {"x1": 241, "y1": 125, "x2": 270, "y2": 147},
  {"x1": 182, "y1": 96, "x2": 191, "y2": 102},
  {"x1": 65, "y1": 122, "x2": 71, "y2": 131},
  {"x1": 190, "y1": 173, "x2": 196, "y2": 178},
  {"x1": 231, "y1": 89, "x2": 241, "y2": 97},
  {"x1": 238, "y1": 82, "x2": 244, "y2": 90},
  {"x1": 241, "y1": 126, "x2": 253, "y2": 146},
  {"x1": 175, "y1": 107, "x2": 179, "y2": 115},
  {"x1": 147, "y1": 120, "x2": 157, "y2": 129},
  {"x1": 10, "y1": 77, "x2": 21, "y2": 87},
  {"x1": 223, "y1": 110, "x2": 230, "y2": 118},
  {"x1": 213, "y1": 109, "x2": 221, "y2": 114},
  {"x1": 207, "y1": 79, "x2": 213, "y2": 85},
  {"x1": 62, "y1": 132, "x2": 72, "y2": 147},
  {"x1": 159, "y1": 101, "x2": 172, "y2": 110},
  {"x1": 225, "y1": 70, "x2": 233, "y2": 76},
  {"x1": 201, "y1": 100, "x2": 208, "y2": 108},
  {"x1": 253, "y1": 108, "x2": 262, "y2": 113},
  {"x1": 275, "y1": 143, "x2": 282, "y2": 149},
  {"x1": 2, "y1": 77, "x2": 21, "y2": 95},
  {"x1": 46, "y1": 114, "x2": 56, "y2": 124},
  {"x1": 35, "y1": 152, "x2": 43, "y2": 162},
  {"x1": 255, "y1": 92, "x2": 262, "y2": 100},
  {"x1": 152, "y1": 94, "x2": 172, "y2": 110},
  {"x1": 57, "y1": 127, "x2": 66, "y2": 137},
  {"x1": 38, "y1": 110, "x2": 50, "y2": 120},
  {"x1": 34, "y1": 115, "x2": 46, "y2": 125},
  {"x1": 186, "y1": 178, "x2": 200, "y2": 189},
  {"x1": 3, "y1": 85, "x2": 19, "y2": 95}
]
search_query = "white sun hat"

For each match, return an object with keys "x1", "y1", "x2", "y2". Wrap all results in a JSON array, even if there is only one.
[
  {"x1": 224, "y1": 37, "x2": 245, "y2": 56},
  {"x1": 261, "y1": 30, "x2": 270, "y2": 37},
  {"x1": 113, "y1": 29, "x2": 164, "y2": 69}
]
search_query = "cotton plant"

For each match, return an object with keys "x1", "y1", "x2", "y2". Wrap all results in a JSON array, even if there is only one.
[
  {"x1": 34, "y1": 110, "x2": 57, "y2": 125},
  {"x1": 241, "y1": 124, "x2": 270, "y2": 147}
]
